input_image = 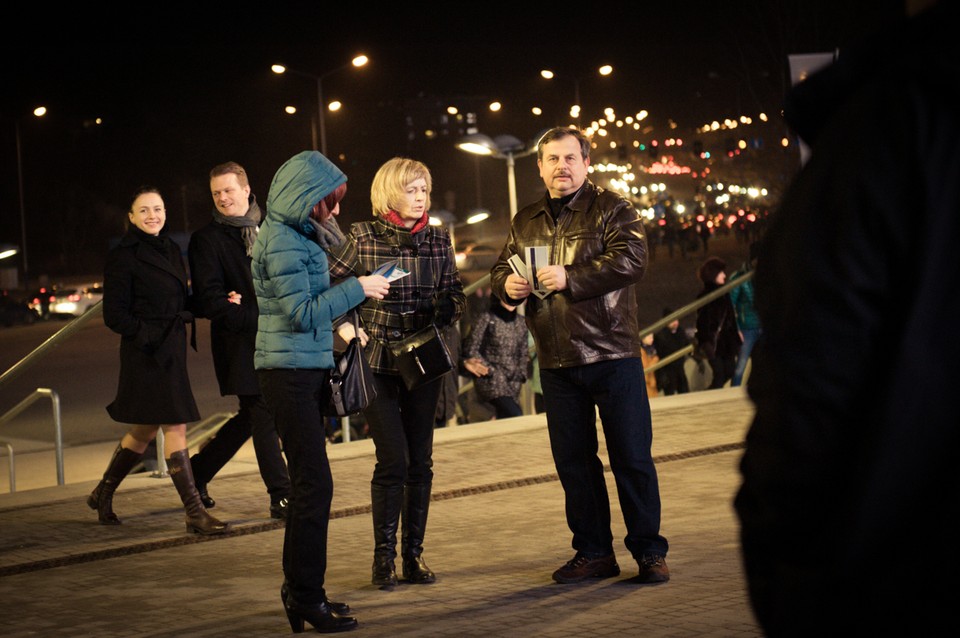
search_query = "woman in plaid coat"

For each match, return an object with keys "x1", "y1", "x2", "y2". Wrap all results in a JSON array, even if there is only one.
[{"x1": 327, "y1": 157, "x2": 465, "y2": 590}]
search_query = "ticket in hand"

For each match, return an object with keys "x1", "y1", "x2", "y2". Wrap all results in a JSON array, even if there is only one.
[{"x1": 372, "y1": 260, "x2": 410, "y2": 282}]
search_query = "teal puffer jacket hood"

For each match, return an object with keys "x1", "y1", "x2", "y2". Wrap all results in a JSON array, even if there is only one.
[
  {"x1": 252, "y1": 151, "x2": 364, "y2": 371},
  {"x1": 266, "y1": 150, "x2": 348, "y2": 233}
]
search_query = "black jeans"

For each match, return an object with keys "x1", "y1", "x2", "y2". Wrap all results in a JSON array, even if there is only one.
[
  {"x1": 365, "y1": 373, "x2": 442, "y2": 489},
  {"x1": 490, "y1": 395, "x2": 523, "y2": 419},
  {"x1": 190, "y1": 394, "x2": 290, "y2": 502},
  {"x1": 539, "y1": 357, "x2": 669, "y2": 561},
  {"x1": 259, "y1": 369, "x2": 332, "y2": 605}
]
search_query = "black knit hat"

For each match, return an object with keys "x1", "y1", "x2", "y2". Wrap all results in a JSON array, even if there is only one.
[{"x1": 698, "y1": 257, "x2": 727, "y2": 285}]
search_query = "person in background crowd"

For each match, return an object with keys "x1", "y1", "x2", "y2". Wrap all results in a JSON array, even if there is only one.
[
  {"x1": 91, "y1": 186, "x2": 229, "y2": 536},
  {"x1": 253, "y1": 150, "x2": 389, "y2": 633},
  {"x1": 728, "y1": 241, "x2": 761, "y2": 387},
  {"x1": 434, "y1": 324, "x2": 461, "y2": 427},
  {"x1": 327, "y1": 157, "x2": 465, "y2": 590},
  {"x1": 693, "y1": 257, "x2": 741, "y2": 389},
  {"x1": 461, "y1": 295, "x2": 530, "y2": 419},
  {"x1": 490, "y1": 126, "x2": 669, "y2": 585},
  {"x1": 653, "y1": 307, "x2": 691, "y2": 396},
  {"x1": 639, "y1": 332, "x2": 659, "y2": 398},
  {"x1": 735, "y1": 1, "x2": 958, "y2": 634},
  {"x1": 187, "y1": 161, "x2": 291, "y2": 520}
]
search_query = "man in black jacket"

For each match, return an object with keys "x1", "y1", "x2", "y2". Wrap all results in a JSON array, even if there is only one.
[
  {"x1": 491, "y1": 127, "x2": 669, "y2": 585},
  {"x1": 188, "y1": 162, "x2": 291, "y2": 519}
]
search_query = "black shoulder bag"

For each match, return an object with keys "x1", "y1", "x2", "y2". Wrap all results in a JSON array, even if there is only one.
[{"x1": 322, "y1": 309, "x2": 377, "y2": 416}]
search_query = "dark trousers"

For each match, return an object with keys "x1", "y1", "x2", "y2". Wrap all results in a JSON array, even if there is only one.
[
  {"x1": 365, "y1": 373, "x2": 442, "y2": 489},
  {"x1": 259, "y1": 369, "x2": 332, "y2": 605},
  {"x1": 657, "y1": 363, "x2": 690, "y2": 395},
  {"x1": 539, "y1": 357, "x2": 668, "y2": 561},
  {"x1": 190, "y1": 394, "x2": 290, "y2": 502},
  {"x1": 708, "y1": 355, "x2": 737, "y2": 389},
  {"x1": 489, "y1": 395, "x2": 523, "y2": 419}
]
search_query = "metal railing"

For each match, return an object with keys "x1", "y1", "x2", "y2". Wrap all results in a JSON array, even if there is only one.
[
  {"x1": 459, "y1": 269, "x2": 753, "y2": 395},
  {"x1": 0, "y1": 270, "x2": 753, "y2": 489}
]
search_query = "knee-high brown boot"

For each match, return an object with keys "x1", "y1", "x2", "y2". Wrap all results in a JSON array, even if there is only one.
[
  {"x1": 166, "y1": 449, "x2": 230, "y2": 535},
  {"x1": 87, "y1": 443, "x2": 144, "y2": 525}
]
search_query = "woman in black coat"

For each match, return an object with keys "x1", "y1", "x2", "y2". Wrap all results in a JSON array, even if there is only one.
[
  {"x1": 694, "y1": 256, "x2": 742, "y2": 389},
  {"x1": 87, "y1": 186, "x2": 229, "y2": 535}
]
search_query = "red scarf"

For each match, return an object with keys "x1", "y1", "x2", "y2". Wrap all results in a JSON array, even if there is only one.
[{"x1": 382, "y1": 209, "x2": 429, "y2": 234}]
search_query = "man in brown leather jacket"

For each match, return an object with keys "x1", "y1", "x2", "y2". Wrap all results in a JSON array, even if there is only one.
[{"x1": 490, "y1": 126, "x2": 669, "y2": 585}]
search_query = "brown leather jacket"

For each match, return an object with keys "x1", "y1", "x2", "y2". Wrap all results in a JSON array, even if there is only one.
[{"x1": 490, "y1": 180, "x2": 647, "y2": 369}]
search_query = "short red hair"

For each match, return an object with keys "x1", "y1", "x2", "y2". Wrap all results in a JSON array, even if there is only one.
[{"x1": 311, "y1": 182, "x2": 348, "y2": 222}]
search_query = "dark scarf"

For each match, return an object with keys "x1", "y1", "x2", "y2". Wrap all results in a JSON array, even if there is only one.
[
  {"x1": 212, "y1": 194, "x2": 261, "y2": 256},
  {"x1": 382, "y1": 209, "x2": 430, "y2": 234},
  {"x1": 491, "y1": 297, "x2": 518, "y2": 322}
]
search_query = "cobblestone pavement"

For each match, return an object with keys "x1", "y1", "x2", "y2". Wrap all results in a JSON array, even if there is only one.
[{"x1": 0, "y1": 387, "x2": 763, "y2": 637}]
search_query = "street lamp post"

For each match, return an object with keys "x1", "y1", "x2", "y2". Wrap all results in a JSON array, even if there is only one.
[
  {"x1": 456, "y1": 134, "x2": 539, "y2": 219},
  {"x1": 272, "y1": 55, "x2": 369, "y2": 156},
  {"x1": 13, "y1": 106, "x2": 47, "y2": 287}
]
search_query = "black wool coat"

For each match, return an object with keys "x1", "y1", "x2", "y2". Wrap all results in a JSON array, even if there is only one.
[
  {"x1": 103, "y1": 229, "x2": 200, "y2": 424},
  {"x1": 188, "y1": 219, "x2": 260, "y2": 396}
]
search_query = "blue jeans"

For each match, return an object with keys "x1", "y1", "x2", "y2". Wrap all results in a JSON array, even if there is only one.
[
  {"x1": 258, "y1": 369, "x2": 332, "y2": 605},
  {"x1": 539, "y1": 357, "x2": 668, "y2": 561},
  {"x1": 732, "y1": 328, "x2": 762, "y2": 387}
]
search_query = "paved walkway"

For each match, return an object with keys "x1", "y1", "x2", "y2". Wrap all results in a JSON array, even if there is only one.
[{"x1": 0, "y1": 387, "x2": 762, "y2": 637}]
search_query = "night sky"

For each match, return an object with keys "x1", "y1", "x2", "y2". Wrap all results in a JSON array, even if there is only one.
[{"x1": 1, "y1": 1, "x2": 902, "y2": 282}]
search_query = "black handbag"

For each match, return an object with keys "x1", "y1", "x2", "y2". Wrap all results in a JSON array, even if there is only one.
[
  {"x1": 322, "y1": 310, "x2": 377, "y2": 417},
  {"x1": 388, "y1": 323, "x2": 454, "y2": 390}
]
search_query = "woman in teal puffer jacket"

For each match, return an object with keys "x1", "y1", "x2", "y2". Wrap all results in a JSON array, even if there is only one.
[{"x1": 252, "y1": 150, "x2": 389, "y2": 634}]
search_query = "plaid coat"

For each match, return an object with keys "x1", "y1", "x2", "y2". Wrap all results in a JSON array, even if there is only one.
[{"x1": 327, "y1": 218, "x2": 465, "y2": 375}]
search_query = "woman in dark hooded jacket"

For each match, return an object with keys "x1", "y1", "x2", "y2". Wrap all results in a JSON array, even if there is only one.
[{"x1": 694, "y1": 256, "x2": 742, "y2": 389}]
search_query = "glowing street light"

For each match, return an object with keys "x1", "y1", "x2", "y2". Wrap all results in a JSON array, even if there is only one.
[
  {"x1": 271, "y1": 55, "x2": 369, "y2": 156},
  {"x1": 540, "y1": 65, "x2": 613, "y2": 123},
  {"x1": 456, "y1": 133, "x2": 540, "y2": 219}
]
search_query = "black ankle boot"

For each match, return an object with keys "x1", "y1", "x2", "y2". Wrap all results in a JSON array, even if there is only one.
[
  {"x1": 281, "y1": 580, "x2": 351, "y2": 617},
  {"x1": 282, "y1": 591, "x2": 358, "y2": 633}
]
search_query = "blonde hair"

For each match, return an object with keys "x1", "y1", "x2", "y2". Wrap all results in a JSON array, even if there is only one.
[{"x1": 370, "y1": 157, "x2": 432, "y2": 217}]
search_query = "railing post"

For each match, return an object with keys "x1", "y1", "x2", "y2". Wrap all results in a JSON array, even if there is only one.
[{"x1": 152, "y1": 429, "x2": 168, "y2": 477}]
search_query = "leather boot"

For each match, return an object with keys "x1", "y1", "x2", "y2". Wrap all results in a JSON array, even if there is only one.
[
  {"x1": 401, "y1": 483, "x2": 436, "y2": 584},
  {"x1": 167, "y1": 449, "x2": 230, "y2": 535},
  {"x1": 86, "y1": 443, "x2": 143, "y2": 525},
  {"x1": 371, "y1": 484, "x2": 403, "y2": 589}
]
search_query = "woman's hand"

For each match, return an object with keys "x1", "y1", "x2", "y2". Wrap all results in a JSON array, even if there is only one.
[
  {"x1": 337, "y1": 323, "x2": 370, "y2": 347},
  {"x1": 358, "y1": 275, "x2": 390, "y2": 300},
  {"x1": 227, "y1": 291, "x2": 242, "y2": 305},
  {"x1": 463, "y1": 357, "x2": 490, "y2": 377}
]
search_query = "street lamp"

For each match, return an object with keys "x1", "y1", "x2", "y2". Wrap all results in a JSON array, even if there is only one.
[
  {"x1": 14, "y1": 105, "x2": 47, "y2": 287},
  {"x1": 429, "y1": 209, "x2": 490, "y2": 256},
  {"x1": 540, "y1": 65, "x2": 613, "y2": 124},
  {"x1": 271, "y1": 55, "x2": 369, "y2": 156},
  {"x1": 456, "y1": 133, "x2": 539, "y2": 219}
]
